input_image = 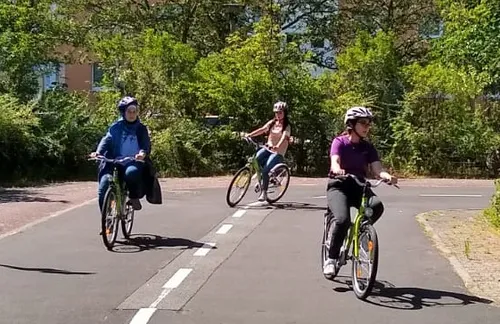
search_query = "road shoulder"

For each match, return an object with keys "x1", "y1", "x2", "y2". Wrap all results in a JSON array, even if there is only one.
[{"x1": 416, "y1": 209, "x2": 500, "y2": 305}]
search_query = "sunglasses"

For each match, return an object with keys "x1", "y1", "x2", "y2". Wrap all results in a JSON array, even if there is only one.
[{"x1": 357, "y1": 119, "x2": 372, "y2": 126}]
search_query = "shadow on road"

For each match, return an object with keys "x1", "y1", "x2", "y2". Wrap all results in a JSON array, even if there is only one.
[
  {"x1": 0, "y1": 188, "x2": 69, "y2": 204},
  {"x1": 240, "y1": 201, "x2": 326, "y2": 211},
  {"x1": 0, "y1": 263, "x2": 95, "y2": 275},
  {"x1": 273, "y1": 201, "x2": 327, "y2": 211},
  {"x1": 112, "y1": 234, "x2": 214, "y2": 253},
  {"x1": 331, "y1": 277, "x2": 493, "y2": 309}
]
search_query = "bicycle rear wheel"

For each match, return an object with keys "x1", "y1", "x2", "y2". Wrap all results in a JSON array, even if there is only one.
[
  {"x1": 266, "y1": 164, "x2": 290, "y2": 204},
  {"x1": 352, "y1": 223, "x2": 379, "y2": 300},
  {"x1": 101, "y1": 188, "x2": 120, "y2": 250},
  {"x1": 226, "y1": 166, "x2": 252, "y2": 207}
]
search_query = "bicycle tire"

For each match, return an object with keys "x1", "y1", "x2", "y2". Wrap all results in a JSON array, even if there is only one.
[
  {"x1": 121, "y1": 203, "x2": 134, "y2": 239},
  {"x1": 101, "y1": 187, "x2": 120, "y2": 250},
  {"x1": 352, "y1": 224, "x2": 379, "y2": 300},
  {"x1": 266, "y1": 164, "x2": 291, "y2": 204},
  {"x1": 321, "y1": 214, "x2": 339, "y2": 280},
  {"x1": 226, "y1": 166, "x2": 252, "y2": 207}
]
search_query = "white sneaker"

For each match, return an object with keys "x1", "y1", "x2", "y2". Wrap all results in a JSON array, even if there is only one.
[
  {"x1": 257, "y1": 192, "x2": 267, "y2": 201},
  {"x1": 323, "y1": 258, "x2": 336, "y2": 276}
]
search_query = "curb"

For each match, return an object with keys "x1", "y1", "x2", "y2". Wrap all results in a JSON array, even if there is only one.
[
  {"x1": 415, "y1": 212, "x2": 496, "y2": 304},
  {"x1": 0, "y1": 198, "x2": 97, "y2": 241}
]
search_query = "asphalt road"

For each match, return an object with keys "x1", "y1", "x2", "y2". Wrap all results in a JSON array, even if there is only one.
[{"x1": 0, "y1": 180, "x2": 498, "y2": 324}]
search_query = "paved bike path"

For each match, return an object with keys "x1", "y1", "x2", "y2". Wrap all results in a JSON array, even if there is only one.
[
  {"x1": 138, "y1": 184, "x2": 500, "y2": 324},
  {"x1": 0, "y1": 182, "x2": 499, "y2": 324}
]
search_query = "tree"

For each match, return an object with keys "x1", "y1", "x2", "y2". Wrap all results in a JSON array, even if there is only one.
[
  {"x1": 334, "y1": 0, "x2": 438, "y2": 63},
  {"x1": 434, "y1": 0, "x2": 500, "y2": 79},
  {"x1": 0, "y1": 0, "x2": 69, "y2": 100}
]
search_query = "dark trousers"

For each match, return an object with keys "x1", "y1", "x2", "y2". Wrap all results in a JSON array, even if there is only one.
[{"x1": 326, "y1": 177, "x2": 384, "y2": 259}]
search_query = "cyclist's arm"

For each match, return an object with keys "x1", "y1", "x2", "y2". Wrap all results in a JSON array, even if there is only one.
[
  {"x1": 330, "y1": 154, "x2": 343, "y2": 174},
  {"x1": 139, "y1": 124, "x2": 151, "y2": 156},
  {"x1": 274, "y1": 125, "x2": 291, "y2": 148},
  {"x1": 370, "y1": 161, "x2": 391, "y2": 179},
  {"x1": 96, "y1": 132, "x2": 112, "y2": 156},
  {"x1": 247, "y1": 120, "x2": 273, "y2": 137},
  {"x1": 329, "y1": 137, "x2": 343, "y2": 174}
]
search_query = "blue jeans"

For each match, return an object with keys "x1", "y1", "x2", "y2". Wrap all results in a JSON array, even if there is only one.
[
  {"x1": 98, "y1": 162, "x2": 144, "y2": 210},
  {"x1": 256, "y1": 148, "x2": 283, "y2": 192}
]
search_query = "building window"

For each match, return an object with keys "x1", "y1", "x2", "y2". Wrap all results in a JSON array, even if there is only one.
[
  {"x1": 421, "y1": 15, "x2": 444, "y2": 39},
  {"x1": 91, "y1": 63, "x2": 105, "y2": 91}
]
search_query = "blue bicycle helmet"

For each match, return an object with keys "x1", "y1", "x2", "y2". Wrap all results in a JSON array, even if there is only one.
[{"x1": 117, "y1": 96, "x2": 138, "y2": 113}]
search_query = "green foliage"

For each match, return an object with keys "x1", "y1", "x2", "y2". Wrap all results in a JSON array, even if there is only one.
[
  {"x1": 389, "y1": 62, "x2": 498, "y2": 176},
  {"x1": 91, "y1": 29, "x2": 198, "y2": 124},
  {"x1": 484, "y1": 179, "x2": 500, "y2": 229},
  {"x1": 435, "y1": 0, "x2": 500, "y2": 79},
  {"x1": 3, "y1": 0, "x2": 500, "y2": 187},
  {"x1": 0, "y1": 0, "x2": 71, "y2": 100},
  {"x1": 151, "y1": 119, "x2": 247, "y2": 177}
]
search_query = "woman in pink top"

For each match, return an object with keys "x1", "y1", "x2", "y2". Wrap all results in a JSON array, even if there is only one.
[{"x1": 245, "y1": 101, "x2": 292, "y2": 201}]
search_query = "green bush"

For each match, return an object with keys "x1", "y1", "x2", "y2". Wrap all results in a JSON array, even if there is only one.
[
  {"x1": 0, "y1": 94, "x2": 45, "y2": 183},
  {"x1": 151, "y1": 118, "x2": 247, "y2": 177},
  {"x1": 484, "y1": 179, "x2": 500, "y2": 229}
]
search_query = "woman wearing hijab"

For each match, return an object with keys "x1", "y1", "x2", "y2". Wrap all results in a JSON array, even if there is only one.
[{"x1": 90, "y1": 96, "x2": 155, "y2": 211}]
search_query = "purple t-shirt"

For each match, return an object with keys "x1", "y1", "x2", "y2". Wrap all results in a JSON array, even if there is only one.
[{"x1": 329, "y1": 135, "x2": 379, "y2": 178}]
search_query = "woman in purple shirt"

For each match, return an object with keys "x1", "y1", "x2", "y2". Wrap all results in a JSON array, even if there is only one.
[{"x1": 323, "y1": 106, "x2": 398, "y2": 276}]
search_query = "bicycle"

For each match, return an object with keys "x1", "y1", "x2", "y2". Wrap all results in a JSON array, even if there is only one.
[
  {"x1": 89, "y1": 155, "x2": 144, "y2": 250},
  {"x1": 226, "y1": 137, "x2": 291, "y2": 207},
  {"x1": 321, "y1": 173, "x2": 399, "y2": 300}
]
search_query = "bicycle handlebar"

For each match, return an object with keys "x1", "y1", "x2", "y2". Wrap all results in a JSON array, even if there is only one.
[
  {"x1": 89, "y1": 155, "x2": 145, "y2": 164},
  {"x1": 329, "y1": 172, "x2": 399, "y2": 189},
  {"x1": 243, "y1": 136, "x2": 270, "y2": 151}
]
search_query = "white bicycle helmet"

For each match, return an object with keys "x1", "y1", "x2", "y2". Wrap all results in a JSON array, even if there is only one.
[
  {"x1": 344, "y1": 106, "x2": 373, "y2": 125},
  {"x1": 273, "y1": 101, "x2": 287, "y2": 112}
]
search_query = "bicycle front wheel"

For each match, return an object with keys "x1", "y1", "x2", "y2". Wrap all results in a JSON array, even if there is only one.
[
  {"x1": 226, "y1": 166, "x2": 252, "y2": 207},
  {"x1": 121, "y1": 202, "x2": 135, "y2": 239},
  {"x1": 101, "y1": 188, "x2": 120, "y2": 250},
  {"x1": 352, "y1": 224, "x2": 379, "y2": 300}
]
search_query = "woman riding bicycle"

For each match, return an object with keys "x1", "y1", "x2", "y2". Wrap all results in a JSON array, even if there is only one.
[
  {"x1": 245, "y1": 101, "x2": 291, "y2": 201},
  {"x1": 90, "y1": 96, "x2": 161, "y2": 212},
  {"x1": 323, "y1": 106, "x2": 398, "y2": 276}
]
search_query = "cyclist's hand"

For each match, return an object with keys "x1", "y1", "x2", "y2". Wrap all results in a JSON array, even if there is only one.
[
  {"x1": 329, "y1": 168, "x2": 345, "y2": 177},
  {"x1": 381, "y1": 172, "x2": 397, "y2": 185},
  {"x1": 135, "y1": 152, "x2": 146, "y2": 161},
  {"x1": 89, "y1": 152, "x2": 98, "y2": 159}
]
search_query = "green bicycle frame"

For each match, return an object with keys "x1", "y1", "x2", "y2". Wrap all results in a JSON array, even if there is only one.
[
  {"x1": 249, "y1": 152, "x2": 263, "y2": 184},
  {"x1": 111, "y1": 167, "x2": 125, "y2": 216},
  {"x1": 342, "y1": 191, "x2": 369, "y2": 259}
]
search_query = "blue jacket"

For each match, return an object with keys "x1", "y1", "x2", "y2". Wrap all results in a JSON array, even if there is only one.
[
  {"x1": 96, "y1": 118, "x2": 151, "y2": 181},
  {"x1": 95, "y1": 118, "x2": 162, "y2": 204}
]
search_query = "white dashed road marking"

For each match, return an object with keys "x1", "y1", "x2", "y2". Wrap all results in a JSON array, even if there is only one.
[
  {"x1": 193, "y1": 243, "x2": 216, "y2": 256},
  {"x1": 122, "y1": 205, "x2": 276, "y2": 323},
  {"x1": 419, "y1": 194, "x2": 482, "y2": 198},
  {"x1": 216, "y1": 224, "x2": 233, "y2": 234},
  {"x1": 129, "y1": 308, "x2": 156, "y2": 324},
  {"x1": 163, "y1": 268, "x2": 192, "y2": 289},
  {"x1": 232, "y1": 209, "x2": 246, "y2": 218}
]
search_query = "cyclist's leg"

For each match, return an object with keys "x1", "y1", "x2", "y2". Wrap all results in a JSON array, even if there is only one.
[
  {"x1": 261, "y1": 152, "x2": 283, "y2": 191},
  {"x1": 255, "y1": 147, "x2": 270, "y2": 168},
  {"x1": 326, "y1": 182, "x2": 351, "y2": 260},
  {"x1": 98, "y1": 173, "x2": 112, "y2": 212},
  {"x1": 124, "y1": 162, "x2": 144, "y2": 210},
  {"x1": 255, "y1": 148, "x2": 271, "y2": 200},
  {"x1": 364, "y1": 188, "x2": 384, "y2": 224}
]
